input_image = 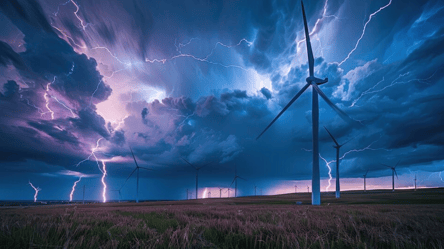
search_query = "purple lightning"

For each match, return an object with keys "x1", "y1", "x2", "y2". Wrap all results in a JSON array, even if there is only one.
[
  {"x1": 101, "y1": 160, "x2": 107, "y2": 203},
  {"x1": 338, "y1": 0, "x2": 393, "y2": 66},
  {"x1": 69, "y1": 176, "x2": 82, "y2": 201},
  {"x1": 29, "y1": 181, "x2": 41, "y2": 202}
]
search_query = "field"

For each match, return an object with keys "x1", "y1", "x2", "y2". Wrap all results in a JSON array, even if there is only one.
[{"x1": 1, "y1": 188, "x2": 444, "y2": 249}]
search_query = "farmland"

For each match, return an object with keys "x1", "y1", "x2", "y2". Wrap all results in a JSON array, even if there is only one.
[{"x1": 1, "y1": 188, "x2": 444, "y2": 249}]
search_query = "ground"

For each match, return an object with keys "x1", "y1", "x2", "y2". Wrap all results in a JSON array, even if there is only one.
[{"x1": 1, "y1": 188, "x2": 444, "y2": 248}]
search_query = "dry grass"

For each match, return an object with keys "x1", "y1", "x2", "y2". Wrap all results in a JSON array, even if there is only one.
[{"x1": 1, "y1": 188, "x2": 444, "y2": 249}]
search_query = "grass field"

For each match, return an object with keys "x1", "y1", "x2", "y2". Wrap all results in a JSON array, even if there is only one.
[{"x1": 1, "y1": 188, "x2": 444, "y2": 249}]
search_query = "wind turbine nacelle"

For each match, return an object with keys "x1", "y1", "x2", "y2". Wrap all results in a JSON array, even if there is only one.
[{"x1": 306, "y1": 76, "x2": 328, "y2": 85}]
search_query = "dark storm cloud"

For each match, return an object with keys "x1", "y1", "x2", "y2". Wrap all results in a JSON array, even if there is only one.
[
  {"x1": 28, "y1": 120, "x2": 79, "y2": 145},
  {"x1": 260, "y1": 87, "x2": 272, "y2": 99},
  {"x1": 0, "y1": 0, "x2": 113, "y2": 169},
  {"x1": 0, "y1": 41, "x2": 27, "y2": 70},
  {"x1": 69, "y1": 109, "x2": 110, "y2": 139}
]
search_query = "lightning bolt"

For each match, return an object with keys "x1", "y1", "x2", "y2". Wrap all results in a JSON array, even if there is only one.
[
  {"x1": 350, "y1": 70, "x2": 438, "y2": 107},
  {"x1": 29, "y1": 181, "x2": 41, "y2": 202},
  {"x1": 338, "y1": 0, "x2": 393, "y2": 66},
  {"x1": 296, "y1": 0, "x2": 339, "y2": 55},
  {"x1": 43, "y1": 77, "x2": 56, "y2": 119},
  {"x1": 69, "y1": 176, "x2": 82, "y2": 201},
  {"x1": 70, "y1": 0, "x2": 89, "y2": 30},
  {"x1": 319, "y1": 153, "x2": 333, "y2": 191},
  {"x1": 350, "y1": 77, "x2": 385, "y2": 107},
  {"x1": 145, "y1": 38, "x2": 253, "y2": 71},
  {"x1": 101, "y1": 160, "x2": 107, "y2": 203},
  {"x1": 304, "y1": 136, "x2": 391, "y2": 191}
]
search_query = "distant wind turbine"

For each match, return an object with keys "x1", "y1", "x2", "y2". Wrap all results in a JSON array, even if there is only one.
[
  {"x1": 182, "y1": 158, "x2": 212, "y2": 199},
  {"x1": 256, "y1": 0, "x2": 359, "y2": 205},
  {"x1": 414, "y1": 174, "x2": 417, "y2": 191},
  {"x1": 254, "y1": 185, "x2": 257, "y2": 196},
  {"x1": 324, "y1": 127, "x2": 352, "y2": 198},
  {"x1": 123, "y1": 147, "x2": 154, "y2": 203},
  {"x1": 363, "y1": 170, "x2": 369, "y2": 192},
  {"x1": 230, "y1": 164, "x2": 247, "y2": 197},
  {"x1": 295, "y1": 185, "x2": 297, "y2": 193},
  {"x1": 225, "y1": 188, "x2": 231, "y2": 197},
  {"x1": 381, "y1": 160, "x2": 400, "y2": 192},
  {"x1": 307, "y1": 186, "x2": 309, "y2": 193},
  {"x1": 218, "y1": 187, "x2": 224, "y2": 198}
]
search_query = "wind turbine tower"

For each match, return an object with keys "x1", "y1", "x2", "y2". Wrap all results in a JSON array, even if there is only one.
[
  {"x1": 381, "y1": 160, "x2": 400, "y2": 192},
  {"x1": 414, "y1": 174, "x2": 417, "y2": 191},
  {"x1": 324, "y1": 127, "x2": 352, "y2": 198},
  {"x1": 363, "y1": 170, "x2": 369, "y2": 192},
  {"x1": 124, "y1": 147, "x2": 154, "y2": 203},
  {"x1": 230, "y1": 164, "x2": 247, "y2": 197},
  {"x1": 182, "y1": 158, "x2": 212, "y2": 199},
  {"x1": 219, "y1": 187, "x2": 224, "y2": 198},
  {"x1": 256, "y1": 0, "x2": 358, "y2": 205}
]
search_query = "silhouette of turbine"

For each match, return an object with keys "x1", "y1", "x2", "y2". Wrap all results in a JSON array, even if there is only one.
[
  {"x1": 363, "y1": 169, "x2": 369, "y2": 192},
  {"x1": 230, "y1": 164, "x2": 247, "y2": 197},
  {"x1": 122, "y1": 147, "x2": 154, "y2": 203},
  {"x1": 182, "y1": 158, "x2": 212, "y2": 199},
  {"x1": 257, "y1": 0, "x2": 358, "y2": 205},
  {"x1": 324, "y1": 127, "x2": 352, "y2": 198},
  {"x1": 381, "y1": 160, "x2": 400, "y2": 192}
]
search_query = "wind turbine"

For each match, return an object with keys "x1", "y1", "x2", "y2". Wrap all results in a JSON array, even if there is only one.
[
  {"x1": 218, "y1": 187, "x2": 224, "y2": 198},
  {"x1": 295, "y1": 185, "x2": 297, "y2": 193},
  {"x1": 123, "y1": 147, "x2": 154, "y2": 203},
  {"x1": 324, "y1": 127, "x2": 352, "y2": 198},
  {"x1": 256, "y1": 0, "x2": 358, "y2": 205},
  {"x1": 254, "y1": 185, "x2": 257, "y2": 196},
  {"x1": 363, "y1": 170, "x2": 369, "y2": 192},
  {"x1": 414, "y1": 174, "x2": 417, "y2": 191},
  {"x1": 307, "y1": 186, "x2": 309, "y2": 193},
  {"x1": 230, "y1": 164, "x2": 247, "y2": 197},
  {"x1": 225, "y1": 188, "x2": 231, "y2": 197},
  {"x1": 381, "y1": 160, "x2": 400, "y2": 192},
  {"x1": 182, "y1": 158, "x2": 212, "y2": 199}
]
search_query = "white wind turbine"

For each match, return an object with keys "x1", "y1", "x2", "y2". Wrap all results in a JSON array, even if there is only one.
[
  {"x1": 182, "y1": 158, "x2": 213, "y2": 199},
  {"x1": 257, "y1": 0, "x2": 359, "y2": 205},
  {"x1": 381, "y1": 160, "x2": 400, "y2": 192}
]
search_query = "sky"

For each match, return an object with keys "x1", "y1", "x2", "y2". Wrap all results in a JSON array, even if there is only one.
[{"x1": 0, "y1": 0, "x2": 444, "y2": 202}]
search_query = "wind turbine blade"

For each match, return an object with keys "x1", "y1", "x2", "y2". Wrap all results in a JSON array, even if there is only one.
[
  {"x1": 365, "y1": 169, "x2": 369, "y2": 176},
  {"x1": 394, "y1": 169, "x2": 399, "y2": 179},
  {"x1": 139, "y1": 167, "x2": 154, "y2": 171},
  {"x1": 257, "y1": 83, "x2": 310, "y2": 140},
  {"x1": 340, "y1": 136, "x2": 355, "y2": 147},
  {"x1": 129, "y1": 147, "x2": 140, "y2": 168},
  {"x1": 312, "y1": 84, "x2": 360, "y2": 126},
  {"x1": 323, "y1": 126, "x2": 339, "y2": 146},
  {"x1": 395, "y1": 160, "x2": 401, "y2": 168},
  {"x1": 301, "y1": 0, "x2": 314, "y2": 77},
  {"x1": 230, "y1": 177, "x2": 236, "y2": 187},
  {"x1": 182, "y1": 158, "x2": 197, "y2": 170},
  {"x1": 121, "y1": 168, "x2": 137, "y2": 190},
  {"x1": 238, "y1": 176, "x2": 248, "y2": 181},
  {"x1": 198, "y1": 161, "x2": 213, "y2": 170},
  {"x1": 380, "y1": 163, "x2": 392, "y2": 168}
]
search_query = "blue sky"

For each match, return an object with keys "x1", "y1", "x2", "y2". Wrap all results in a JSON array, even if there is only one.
[{"x1": 0, "y1": 0, "x2": 443, "y2": 201}]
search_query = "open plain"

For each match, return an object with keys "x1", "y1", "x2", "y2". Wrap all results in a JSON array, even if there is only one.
[{"x1": 1, "y1": 188, "x2": 444, "y2": 249}]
